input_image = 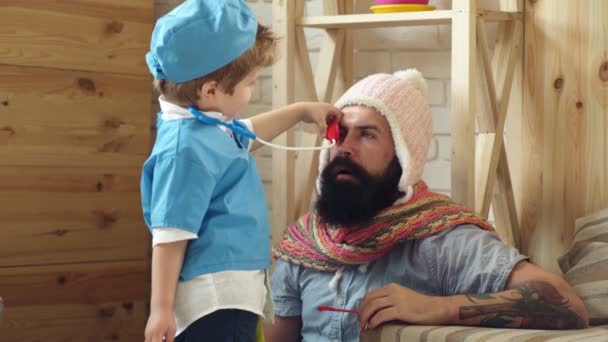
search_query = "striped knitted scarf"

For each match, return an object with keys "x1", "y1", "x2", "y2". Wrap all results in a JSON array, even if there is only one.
[{"x1": 273, "y1": 181, "x2": 494, "y2": 272}]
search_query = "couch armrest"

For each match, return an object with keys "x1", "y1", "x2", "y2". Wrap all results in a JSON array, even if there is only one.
[{"x1": 360, "y1": 323, "x2": 608, "y2": 342}]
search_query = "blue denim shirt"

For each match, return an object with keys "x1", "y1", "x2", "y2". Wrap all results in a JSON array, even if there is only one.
[{"x1": 271, "y1": 224, "x2": 528, "y2": 342}]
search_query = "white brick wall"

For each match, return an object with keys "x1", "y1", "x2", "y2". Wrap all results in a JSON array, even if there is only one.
[{"x1": 152, "y1": 0, "x2": 504, "y2": 201}]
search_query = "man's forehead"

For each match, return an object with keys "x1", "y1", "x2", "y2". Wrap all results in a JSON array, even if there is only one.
[{"x1": 341, "y1": 105, "x2": 387, "y2": 127}]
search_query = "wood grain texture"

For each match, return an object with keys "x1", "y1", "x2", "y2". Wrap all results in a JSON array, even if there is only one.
[
  {"x1": 271, "y1": 0, "x2": 298, "y2": 244},
  {"x1": 517, "y1": 0, "x2": 608, "y2": 273},
  {"x1": 0, "y1": 65, "x2": 150, "y2": 155},
  {"x1": 0, "y1": 261, "x2": 147, "y2": 307},
  {"x1": 0, "y1": 1, "x2": 153, "y2": 74},
  {"x1": 450, "y1": 0, "x2": 477, "y2": 208},
  {"x1": 0, "y1": 192, "x2": 147, "y2": 267},
  {"x1": 1, "y1": 0, "x2": 153, "y2": 23},
  {"x1": 0, "y1": 0, "x2": 153, "y2": 339},
  {"x1": 0, "y1": 167, "x2": 141, "y2": 193},
  {"x1": 0, "y1": 302, "x2": 146, "y2": 342}
]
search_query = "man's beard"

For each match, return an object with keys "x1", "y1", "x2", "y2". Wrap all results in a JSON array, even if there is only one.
[{"x1": 315, "y1": 156, "x2": 402, "y2": 229}]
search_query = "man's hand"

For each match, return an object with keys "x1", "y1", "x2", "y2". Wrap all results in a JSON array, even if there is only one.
[
  {"x1": 145, "y1": 307, "x2": 176, "y2": 342},
  {"x1": 357, "y1": 283, "x2": 448, "y2": 331}
]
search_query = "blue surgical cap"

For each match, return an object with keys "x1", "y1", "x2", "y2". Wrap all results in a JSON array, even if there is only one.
[{"x1": 146, "y1": 0, "x2": 258, "y2": 83}]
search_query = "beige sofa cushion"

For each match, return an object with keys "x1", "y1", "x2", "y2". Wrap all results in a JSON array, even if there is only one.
[
  {"x1": 361, "y1": 324, "x2": 608, "y2": 342},
  {"x1": 559, "y1": 208, "x2": 608, "y2": 326}
]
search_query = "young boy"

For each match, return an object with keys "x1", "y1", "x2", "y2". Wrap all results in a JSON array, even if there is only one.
[{"x1": 141, "y1": 0, "x2": 341, "y2": 341}]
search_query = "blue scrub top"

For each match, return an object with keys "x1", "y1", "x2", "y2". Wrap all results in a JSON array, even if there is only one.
[{"x1": 141, "y1": 115, "x2": 271, "y2": 280}]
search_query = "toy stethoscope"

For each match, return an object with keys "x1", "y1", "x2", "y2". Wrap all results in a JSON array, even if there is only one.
[{"x1": 188, "y1": 106, "x2": 339, "y2": 151}]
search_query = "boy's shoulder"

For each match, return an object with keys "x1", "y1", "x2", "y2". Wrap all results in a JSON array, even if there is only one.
[{"x1": 152, "y1": 118, "x2": 246, "y2": 167}]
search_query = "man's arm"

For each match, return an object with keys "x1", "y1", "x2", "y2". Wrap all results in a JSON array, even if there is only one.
[
  {"x1": 358, "y1": 261, "x2": 588, "y2": 331},
  {"x1": 264, "y1": 316, "x2": 302, "y2": 342}
]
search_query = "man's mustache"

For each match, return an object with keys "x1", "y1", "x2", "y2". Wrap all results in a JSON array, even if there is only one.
[{"x1": 326, "y1": 157, "x2": 368, "y2": 181}]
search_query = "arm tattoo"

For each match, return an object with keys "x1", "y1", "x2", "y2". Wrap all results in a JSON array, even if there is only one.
[{"x1": 459, "y1": 281, "x2": 585, "y2": 329}]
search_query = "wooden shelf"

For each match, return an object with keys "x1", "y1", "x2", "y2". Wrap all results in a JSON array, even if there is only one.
[{"x1": 297, "y1": 10, "x2": 520, "y2": 29}]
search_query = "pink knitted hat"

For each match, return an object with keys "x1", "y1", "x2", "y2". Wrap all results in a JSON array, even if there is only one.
[{"x1": 317, "y1": 69, "x2": 433, "y2": 203}]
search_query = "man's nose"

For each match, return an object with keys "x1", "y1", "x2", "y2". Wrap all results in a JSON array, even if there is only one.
[{"x1": 337, "y1": 133, "x2": 354, "y2": 157}]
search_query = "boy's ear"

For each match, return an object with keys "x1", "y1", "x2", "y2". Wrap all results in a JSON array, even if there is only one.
[{"x1": 199, "y1": 81, "x2": 218, "y2": 100}]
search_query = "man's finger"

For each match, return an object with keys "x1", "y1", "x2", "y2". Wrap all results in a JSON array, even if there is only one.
[
  {"x1": 358, "y1": 296, "x2": 392, "y2": 328},
  {"x1": 368, "y1": 306, "x2": 399, "y2": 329},
  {"x1": 359, "y1": 287, "x2": 390, "y2": 310}
]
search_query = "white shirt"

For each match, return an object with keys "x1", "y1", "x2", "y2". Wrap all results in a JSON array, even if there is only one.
[{"x1": 152, "y1": 97, "x2": 273, "y2": 336}]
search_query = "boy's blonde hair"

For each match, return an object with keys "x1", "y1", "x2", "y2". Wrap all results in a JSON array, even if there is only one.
[{"x1": 155, "y1": 24, "x2": 277, "y2": 106}]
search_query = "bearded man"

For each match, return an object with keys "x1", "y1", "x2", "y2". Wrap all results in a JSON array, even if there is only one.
[{"x1": 264, "y1": 70, "x2": 588, "y2": 342}]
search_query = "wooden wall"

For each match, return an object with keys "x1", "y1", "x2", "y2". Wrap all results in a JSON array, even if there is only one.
[
  {"x1": 0, "y1": 1, "x2": 153, "y2": 340},
  {"x1": 507, "y1": 0, "x2": 608, "y2": 274}
]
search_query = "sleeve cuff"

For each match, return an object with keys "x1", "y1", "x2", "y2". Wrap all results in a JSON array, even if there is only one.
[
  {"x1": 272, "y1": 300, "x2": 302, "y2": 317},
  {"x1": 152, "y1": 227, "x2": 198, "y2": 246},
  {"x1": 494, "y1": 255, "x2": 530, "y2": 292}
]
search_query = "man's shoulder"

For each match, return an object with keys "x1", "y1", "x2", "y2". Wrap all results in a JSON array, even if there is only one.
[
  {"x1": 435, "y1": 224, "x2": 497, "y2": 238},
  {"x1": 389, "y1": 224, "x2": 502, "y2": 257}
]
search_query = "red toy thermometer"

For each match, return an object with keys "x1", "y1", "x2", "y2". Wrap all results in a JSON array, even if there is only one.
[
  {"x1": 317, "y1": 305, "x2": 357, "y2": 314},
  {"x1": 326, "y1": 119, "x2": 340, "y2": 142}
]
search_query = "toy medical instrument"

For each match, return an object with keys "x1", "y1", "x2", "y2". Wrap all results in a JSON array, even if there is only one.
[{"x1": 189, "y1": 106, "x2": 339, "y2": 151}]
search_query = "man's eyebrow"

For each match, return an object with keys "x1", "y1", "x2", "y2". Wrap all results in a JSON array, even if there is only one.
[{"x1": 354, "y1": 124, "x2": 382, "y2": 132}]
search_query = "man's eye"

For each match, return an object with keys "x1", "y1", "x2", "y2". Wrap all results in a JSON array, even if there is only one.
[{"x1": 362, "y1": 131, "x2": 375, "y2": 138}]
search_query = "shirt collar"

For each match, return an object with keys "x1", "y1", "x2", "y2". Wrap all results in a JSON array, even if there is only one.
[{"x1": 158, "y1": 96, "x2": 230, "y2": 122}]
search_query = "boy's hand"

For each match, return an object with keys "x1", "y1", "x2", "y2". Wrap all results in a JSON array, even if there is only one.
[
  {"x1": 145, "y1": 307, "x2": 176, "y2": 342},
  {"x1": 299, "y1": 102, "x2": 342, "y2": 135}
]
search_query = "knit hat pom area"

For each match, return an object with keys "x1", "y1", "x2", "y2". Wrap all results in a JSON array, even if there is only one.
[{"x1": 393, "y1": 69, "x2": 428, "y2": 98}]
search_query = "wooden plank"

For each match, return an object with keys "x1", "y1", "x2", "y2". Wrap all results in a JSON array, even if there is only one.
[
  {"x1": 498, "y1": 0, "x2": 523, "y2": 12},
  {"x1": 479, "y1": 10, "x2": 523, "y2": 22},
  {"x1": 271, "y1": 0, "x2": 298, "y2": 245},
  {"x1": 0, "y1": 65, "x2": 151, "y2": 170},
  {"x1": 475, "y1": 20, "x2": 522, "y2": 217},
  {"x1": 293, "y1": 29, "x2": 319, "y2": 103},
  {"x1": 500, "y1": 0, "x2": 524, "y2": 250},
  {"x1": 519, "y1": 0, "x2": 608, "y2": 273},
  {"x1": 335, "y1": 0, "x2": 355, "y2": 98},
  {"x1": 503, "y1": 32, "x2": 524, "y2": 250},
  {"x1": 0, "y1": 147, "x2": 145, "y2": 170},
  {"x1": 0, "y1": 260, "x2": 147, "y2": 307},
  {"x1": 581, "y1": 0, "x2": 608, "y2": 220},
  {"x1": 0, "y1": 0, "x2": 153, "y2": 23},
  {"x1": 292, "y1": 24, "x2": 321, "y2": 218},
  {"x1": 297, "y1": 10, "x2": 518, "y2": 30},
  {"x1": 492, "y1": 148, "x2": 519, "y2": 246},
  {"x1": 490, "y1": 20, "x2": 524, "y2": 247},
  {"x1": 0, "y1": 192, "x2": 148, "y2": 267},
  {"x1": 0, "y1": 3, "x2": 152, "y2": 75},
  {"x1": 0, "y1": 302, "x2": 146, "y2": 342},
  {"x1": 475, "y1": 19, "x2": 499, "y2": 134},
  {"x1": 450, "y1": 0, "x2": 477, "y2": 208},
  {"x1": 0, "y1": 167, "x2": 140, "y2": 193},
  {"x1": 298, "y1": 10, "x2": 453, "y2": 29},
  {"x1": 314, "y1": 31, "x2": 345, "y2": 104},
  {"x1": 474, "y1": 18, "x2": 500, "y2": 218},
  {"x1": 0, "y1": 65, "x2": 151, "y2": 162},
  {"x1": 294, "y1": 3, "x2": 345, "y2": 219}
]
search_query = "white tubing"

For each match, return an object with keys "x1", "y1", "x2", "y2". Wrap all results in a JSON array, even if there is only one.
[{"x1": 256, "y1": 137, "x2": 336, "y2": 151}]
